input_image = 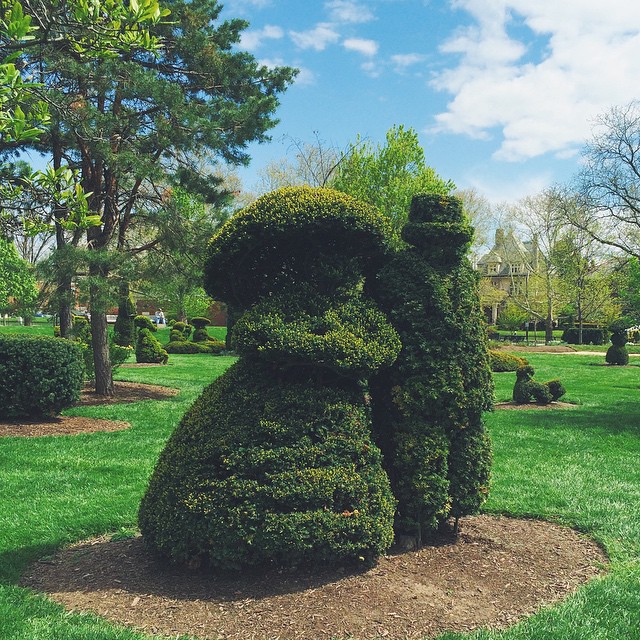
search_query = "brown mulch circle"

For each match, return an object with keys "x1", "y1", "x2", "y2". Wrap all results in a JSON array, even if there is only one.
[
  {"x1": 0, "y1": 382, "x2": 178, "y2": 437},
  {"x1": 77, "y1": 381, "x2": 179, "y2": 406},
  {"x1": 0, "y1": 416, "x2": 130, "y2": 438},
  {"x1": 493, "y1": 344, "x2": 576, "y2": 353},
  {"x1": 494, "y1": 401, "x2": 577, "y2": 410},
  {"x1": 20, "y1": 515, "x2": 607, "y2": 640}
]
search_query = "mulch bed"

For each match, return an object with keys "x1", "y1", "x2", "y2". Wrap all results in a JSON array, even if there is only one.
[
  {"x1": 494, "y1": 401, "x2": 577, "y2": 410},
  {"x1": 20, "y1": 515, "x2": 607, "y2": 640},
  {"x1": 0, "y1": 382, "x2": 178, "y2": 438}
]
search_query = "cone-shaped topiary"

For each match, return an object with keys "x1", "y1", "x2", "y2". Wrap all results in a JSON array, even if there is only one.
[
  {"x1": 135, "y1": 327, "x2": 168, "y2": 364},
  {"x1": 606, "y1": 320, "x2": 629, "y2": 365},
  {"x1": 113, "y1": 288, "x2": 136, "y2": 347},
  {"x1": 369, "y1": 193, "x2": 493, "y2": 540},
  {"x1": 139, "y1": 186, "x2": 400, "y2": 569}
]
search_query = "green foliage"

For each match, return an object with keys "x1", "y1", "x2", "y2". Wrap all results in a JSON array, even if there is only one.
[
  {"x1": 562, "y1": 327, "x2": 607, "y2": 344},
  {"x1": 139, "y1": 360, "x2": 396, "y2": 569},
  {"x1": 332, "y1": 125, "x2": 455, "y2": 246},
  {"x1": 141, "y1": 186, "x2": 399, "y2": 568},
  {"x1": 496, "y1": 301, "x2": 529, "y2": 331},
  {"x1": 135, "y1": 327, "x2": 168, "y2": 364},
  {"x1": 113, "y1": 291, "x2": 136, "y2": 347},
  {"x1": 133, "y1": 315, "x2": 156, "y2": 332},
  {"x1": 512, "y1": 365, "x2": 565, "y2": 404},
  {"x1": 165, "y1": 340, "x2": 211, "y2": 354},
  {"x1": 606, "y1": 320, "x2": 630, "y2": 365},
  {"x1": 0, "y1": 237, "x2": 38, "y2": 316},
  {"x1": 489, "y1": 349, "x2": 529, "y2": 372},
  {"x1": 370, "y1": 193, "x2": 493, "y2": 538},
  {"x1": 205, "y1": 186, "x2": 393, "y2": 310},
  {"x1": 190, "y1": 316, "x2": 211, "y2": 342},
  {"x1": 0, "y1": 334, "x2": 83, "y2": 418}
]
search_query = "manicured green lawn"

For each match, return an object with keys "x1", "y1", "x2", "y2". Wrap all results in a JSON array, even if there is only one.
[{"x1": 0, "y1": 348, "x2": 639, "y2": 639}]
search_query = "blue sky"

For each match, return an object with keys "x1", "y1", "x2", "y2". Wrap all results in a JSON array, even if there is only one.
[{"x1": 222, "y1": 0, "x2": 640, "y2": 203}]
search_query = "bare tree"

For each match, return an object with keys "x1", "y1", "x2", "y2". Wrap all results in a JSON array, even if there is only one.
[{"x1": 575, "y1": 101, "x2": 640, "y2": 259}]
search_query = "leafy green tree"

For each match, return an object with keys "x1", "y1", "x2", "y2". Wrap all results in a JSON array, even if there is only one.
[
  {"x1": 332, "y1": 125, "x2": 455, "y2": 245},
  {"x1": 0, "y1": 236, "x2": 37, "y2": 318},
  {"x1": 12, "y1": 0, "x2": 295, "y2": 395}
]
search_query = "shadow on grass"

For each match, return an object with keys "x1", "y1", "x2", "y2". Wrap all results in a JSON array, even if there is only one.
[{"x1": 0, "y1": 544, "x2": 59, "y2": 585}]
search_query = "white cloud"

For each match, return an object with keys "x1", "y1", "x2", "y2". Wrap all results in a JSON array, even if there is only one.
[
  {"x1": 325, "y1": 0, "x2": 375, "y2": 24},
  {"x1": 290, "y1": 23, "x2": 340, "y2": 51},
  {"x1": 343, "y1": 38, "x2": 379, "y2": 57},
  {"x1": 431, "y1": 0, "x2": 640, "y2": 161},
  {"x1": 391, "y1": 53, "x2": 427, "y2": 73},
  {"x1": 240, "y1": 25, "x2": 284, "y2": 52}
]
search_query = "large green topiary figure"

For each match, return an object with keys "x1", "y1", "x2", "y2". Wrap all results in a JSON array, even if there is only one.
[
  {"x1": 139, "y1": 187, "x2": 400, "y2": 569},
  {"x1": 369, "y1": 193, "x2": 494, "y2": 541},
  {"x1": 113, "y1": 287, "x2": 136, "y2": 347},
  {"x1": 606, "y1": 320, "x2": 629, "y2": 365},
  {"x1": 134, "y1": 316, "x2": 168, "y2": 364}
]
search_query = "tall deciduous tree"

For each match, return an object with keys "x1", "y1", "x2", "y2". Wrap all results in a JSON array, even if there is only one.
[
  {"x1": 576, "y1": 101, "x2": 640, "y2": 259},
  {"x1": 15, "y1": 0, "x2": 296, "y2": 395},
  {"x1": 0, "y1": 236, "x2": 37, "y2": 317},
  {"x1": 332, "y1": 125, "x2": 455, "y2": 245}
]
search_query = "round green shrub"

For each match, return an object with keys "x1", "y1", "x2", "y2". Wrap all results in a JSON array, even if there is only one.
[
  {"x1": 139, "y1": 360, "x2": 395, "y2": 569},
  {"x1": 140, "y1": 186, "x2": 398, "y2": 569},
  {"x1": 606, "y1": 321, "x2": 629, "y2": 365},
  {"x1": 489, "y1": 349, "x2": 529, "y2": 372},
  {"x1": 136, "y1": 328, "x2": 168, "y2": 364},
  {"x1": 134, "y1": 315, "x2": 156, "y2": 332},
  {"x1": 370, "y1": 193, "x2": 493, "y2": 538},
  {"x1": 0, "y1": 335, "x2": 84, "y2": 418}
]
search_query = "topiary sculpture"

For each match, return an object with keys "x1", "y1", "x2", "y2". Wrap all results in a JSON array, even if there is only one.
[
  {"x1": 139, "y1": 186, "x2": 400, "y2": 570},
  {"x1": 134, "y1": 315, "x2": 156, "y2": 332},
  {"x1": 134, "y1": 316, "x2": 168, "y2": 364},
  {"x1": 369, "y1": 193, "x2": 494, "y2": 541},
  {"x1": 190, "y1": 317, "x2": 211, "y2": 342},
  {"x1": 113, "y1": 289, "x2": 136, "y2": 347},
  {"x1": 512, "y1": 365, "x2": 566, "y2": 404},
  {"x1": 606, "y1": 320, "x2": 629, "y2": 365}
]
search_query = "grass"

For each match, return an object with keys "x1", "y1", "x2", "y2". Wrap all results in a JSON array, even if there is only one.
[{"x1": 0, "y1": 341, "x2": 639, "y2": 639}]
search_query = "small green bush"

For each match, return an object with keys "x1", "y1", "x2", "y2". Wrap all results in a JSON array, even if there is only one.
[
  {"x1": 489, "y1": 349, "x2": 528, "y2": 372},
  {"x1": 165, "y1": 340, "x2": 211, "y2": 354},
  {"x1": 0, "y1": 335, "x2": 84, "y2": 418},
  {"x1": 606, "y1": 321, "x2": 629, "y2": 365},
  {"x1": 136, "y1": 328, "x2": 168, "y2": 364},
  {"x1": 134, "y1": 315, "x2": 156, "y2": 332}
]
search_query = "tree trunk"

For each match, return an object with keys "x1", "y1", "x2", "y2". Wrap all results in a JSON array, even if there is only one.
[
  {"x1": 545, "y1": 302, "x2": 554, "y2": 345},
  {"x1": 88, "y1": 255, "x2": 113, "y2": 397}
]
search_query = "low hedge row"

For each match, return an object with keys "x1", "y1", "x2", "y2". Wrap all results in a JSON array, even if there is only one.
[{"x1": 0, "y1": 335, "x2": 84, "y2": 418}]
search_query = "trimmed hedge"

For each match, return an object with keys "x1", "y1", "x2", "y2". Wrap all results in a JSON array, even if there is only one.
[
  {"x1": 165, "y1": 340, "x2": 212, "y2": 354},
  {"x1": 489, "y1": 349, "x2": 529, "y2": 372},
  {"x1": 0, "y1": 335, "x2": 84, "y2": 418},
  {"x1": 140, "y1": 187, "x2": 399, "y2": 569},
  {"x1": 562, "y1": 327, "x2": 607, "y2": 345},
  {"x1": 369, "y1": 193, "x2": 493, "y2": 539}
]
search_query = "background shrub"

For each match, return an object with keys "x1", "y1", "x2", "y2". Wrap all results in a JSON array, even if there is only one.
[
  {"x1": 165, "y1": 340, "x2": 211, "y2": 354},
  {"x1": 370, "y1": 193, "x2": 493, "y2": 539},
  {"x1": 489, "y1": 350, "x2": 529, "y2": 372},
  {"x1": 606, "y1": 321, "x2": 629, "y2": 365},
  {"x1": 562, "y1": 327, "x2": 607, "y2": 345},
  {"x1": 0, "y1": 335, "x2": 84, "y2": 418},
  {"x1": 136, "y1": 328, "x2": 168, "y2": 364}
]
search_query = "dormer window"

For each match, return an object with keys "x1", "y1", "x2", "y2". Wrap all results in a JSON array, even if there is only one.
[
  {"x1": 510, "y1": 263, "x2": 523, "y2": 274},
  {"x1": 488, "y1": 263, "x2": 499, "y2": 274}
]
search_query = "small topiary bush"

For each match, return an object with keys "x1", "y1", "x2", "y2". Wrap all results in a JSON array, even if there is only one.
[
  {"x1": 190, "y1": 317, "x2": 211, "y2": 342},
  {"x1": 136, "y1": 328, "x2": 168, "y2": 364},
  {"x1": 0, "y1": 335, "x2": 84, "y2": 418},
  {"x1": 134, "y1": 315, "x2": 156, "y2": 332},
  {"x1": 113, "y1": 291, "x2": 136, "y2": 347},
  {"x1": 512, "y1": 365, "x2": 566, "y2": 405},
  {"x1": 140, "y1": 186, "x2": 399, "y2": 569},
  {"x1": 489, "y1": 349, "x2": 529, "y2": 372},
  {"x1": 606, "y1": 320, "x2": 629, "y2": 366}
]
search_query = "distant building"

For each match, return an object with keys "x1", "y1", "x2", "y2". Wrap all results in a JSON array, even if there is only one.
[{"x1": 475, "y1": 229, "x2": 540, "y2": 324}]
